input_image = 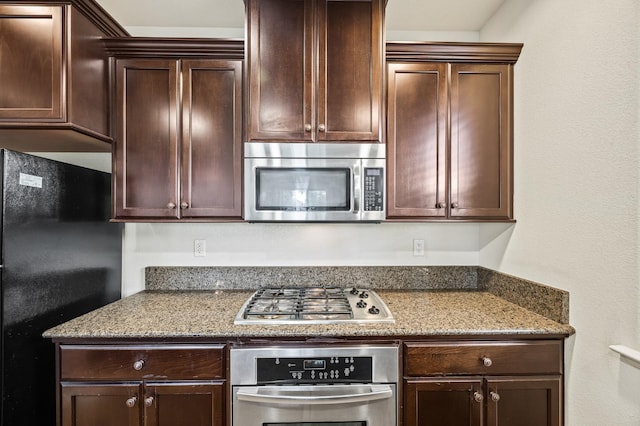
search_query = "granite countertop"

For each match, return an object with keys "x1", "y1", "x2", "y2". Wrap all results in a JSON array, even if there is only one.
[{"x1": 43, "y1": 290, "x2": 575, "y2": 339}]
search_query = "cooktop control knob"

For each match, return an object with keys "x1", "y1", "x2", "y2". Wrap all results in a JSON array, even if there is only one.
[
  {"x1": 368, "y1": 305, "x2": 380, "y2": 315},
  {"x1": 359, "y1": 291, "x2": 369, "y2": 299},
  {"x1": 356, "y1": 300, "x2": 367, "y2": 308},
  {"x1": 350, "y1": 287, "x2": 359, "y2": 295}
]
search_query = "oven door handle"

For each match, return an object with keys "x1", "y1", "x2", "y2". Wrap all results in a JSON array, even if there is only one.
[{"x1": 235, "y1": 384, "x2": 394, "y2": 405}]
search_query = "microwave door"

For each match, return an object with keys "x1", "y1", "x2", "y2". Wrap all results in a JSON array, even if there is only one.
[{"x1": 246, "y1": 159, "x2": 358, "y2": 221}]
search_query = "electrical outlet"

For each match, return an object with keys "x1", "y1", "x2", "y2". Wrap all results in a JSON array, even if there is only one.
[
  {"x1": 413, "y1": 239, "x2": 425, "y2": 256},
  {"x1": 194, "y1": 239, "x2": 206, "y2": 257}
]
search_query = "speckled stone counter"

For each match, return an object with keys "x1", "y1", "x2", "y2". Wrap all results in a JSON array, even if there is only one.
[{"x1": 43, "y1": 290, "x2": 575, "y2": 340}]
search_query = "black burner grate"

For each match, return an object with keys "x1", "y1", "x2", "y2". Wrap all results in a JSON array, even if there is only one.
[{"x1": 244, "y1": 287, "x2": 354, "y2": 320}]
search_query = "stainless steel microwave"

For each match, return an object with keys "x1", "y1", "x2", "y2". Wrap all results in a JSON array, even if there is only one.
[{"x1": 244, "y1": 142, "x2": 385, "y2": 222}]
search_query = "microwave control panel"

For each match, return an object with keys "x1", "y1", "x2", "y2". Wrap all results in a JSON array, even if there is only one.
[{"x1": 363, "y1": 167, "x2": 384, "y2": 211}]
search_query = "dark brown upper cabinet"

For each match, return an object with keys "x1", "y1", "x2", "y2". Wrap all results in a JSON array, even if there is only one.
[
  {"x1": 246, "y1": 0, "x2": 384, "y2": 142},
  {"x1": 110, "y1": 42, "x2": 244, "y2": 221},
  {"x1": 450, "y1": 63, "x2": 512, "y2": 219},
  {"x1": 386, "y1": 43, "x2": 522, "y2": 221},
  {"x1": 0, "y1": 2, "x2": 127, "y2": 152}
]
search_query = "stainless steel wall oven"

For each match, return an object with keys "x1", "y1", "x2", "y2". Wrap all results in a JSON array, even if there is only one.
[{"x1": 230, "y1": 345, "x2": 398, "y2": 426}]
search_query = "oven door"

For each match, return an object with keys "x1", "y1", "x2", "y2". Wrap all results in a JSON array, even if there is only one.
[{"x1": 232, "y1": 384, "x2": 396, "y2": 426}]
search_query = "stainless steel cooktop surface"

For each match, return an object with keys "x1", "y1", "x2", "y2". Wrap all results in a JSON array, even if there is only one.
[{"x1": 234, "y1": 287, "x2": 394, "y2": 325}]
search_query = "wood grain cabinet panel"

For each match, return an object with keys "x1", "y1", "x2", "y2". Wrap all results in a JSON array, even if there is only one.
[
  {"x1": 62, "y1": 383, "x2": 142, "y2": 426},
  {"x1": 404, "y1": 340, "x2": 562, "y2": 376},
  {"x1": 404, "y1": 378, "x2": 483, "y2": 426},
  {"x1": 485, "y1": 377, "x2": 561, "y2": 426},
  {"x1": 59, "y1": 344, "x2": 226, "y2": 426},
  {"x1": 60, "y1": 344, "x2": 225, "y2": 380},
  {"x1": 386, "y1": 44, "x2": 520, "y2": 221},
  {"x1": 246, "y1": 0, "x2": 383, "y2": 142},
  {"x1": 113, "y1": 58, "x2": 242, "y2": 221},
  {"x1": 61, "y1": 382, "x2": 224, "y2": 426},
  {"x1": 181, "y1": 60, "x2": 243, "y2": 219},
  {"x1": 0, "y1": 3, "x2": 126, "y2": 151},
  {"x1": 387, "y1": 63, "x2": 448, "y2": 218},
  {"x1": 403, "y1": 340, "x2": 563, "y2": 426},
  {"x1": 145, "y1": 382, "x2": 224, "y2": 426},
  {"x1": 0, "y1": 5, "x2": 63, "y2": 120},
  {"x1": 450, "y1": 64, "x2": 512, "y2": 219},
  {"x1": 114, "y1": 59, "x2": 180, "y2": 219}
]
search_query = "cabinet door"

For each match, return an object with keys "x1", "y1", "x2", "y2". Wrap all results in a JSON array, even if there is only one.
[
  {"x1": 450, "y1": 64, "x2": 513, "y2": 219},
  {"x1": 387, "y1": 63, "x2": 448, "y2": 218},
  {"x1": 0, "y1": 5, "x2": 63, "y2": 120},
  {"x1": 61, "y1": 383, "x2": 142, "y2": 426},
  {"x1": 181, "y1": 60, "x2": 243, "y2": 218},
  {"x1": 485, "y1": 377, "x2": 561, "y2": 426},
  {"x1": 114, "y1": 59, "x2": 180, "y2": 219},
  {"x1": 246, "y1": 0, "x2": 314, "y2": 141},
  {"x1": 144, "y1": 382, "x2": 224, "y2": 426},
  {"x1": 318, "y1": 0, "x2": 383, "y2": 141},
  {"x1": 404, "y1": 378, "x2": 483, "y2": 426}
]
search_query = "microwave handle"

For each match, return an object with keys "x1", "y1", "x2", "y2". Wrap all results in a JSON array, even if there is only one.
[
  {"x1": 353, "y1": 164, "x2": 361, "y2": 215},
  {"x1": 236, "y1": 384, "x2": 393, "y2": 405}
]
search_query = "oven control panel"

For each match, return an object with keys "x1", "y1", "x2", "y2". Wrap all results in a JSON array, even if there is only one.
[{"x1": 256, "y1": 356, "x2": 373, "y2": 384}]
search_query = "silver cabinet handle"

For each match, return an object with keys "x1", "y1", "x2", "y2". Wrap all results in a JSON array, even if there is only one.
[
  {"x1": 473, "y1": 391, "x2": 484, "y2": 403},
  {"x1": 451, "y1": 202, "x2": 459, "y2": 208},
  {"x1": 180, "y1": 201, "x2": 189, "y2": 209},
  {"x1": 133, "y1": 360, "x2": 144, "y2": 371},
  {"x1": 304, "y1": 124, "x2": 312, "y2": 132},
  {"x1": 145, "y1": 396, "x2": 154, "y2": 407},
  {"x1": 236, "y1": 385, "x2": 393, "y2": 405},
  {"x1": 125, "y1": 396, "x2": 137, "y2": 408},
  {"x1": 490, "y1": 391, "x2": 500, "y2": 402},
  {"x1": 318, "y1": 124, "x2": 326, "y2": 132},
  {"x1": 167, "y1": 202, "x2": 176, "y2": 209},
  {"x1": 482, "y1": 356, "x2": 493, "y2": 367},
  {"x1": 436, "y1": 202, "x2": 446, "y2": 209}
]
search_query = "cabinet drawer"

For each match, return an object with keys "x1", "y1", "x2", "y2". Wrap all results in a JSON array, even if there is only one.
[
  {"x1": 60, "y1": 344, "x2": 225, "y2": 380},
  {"x1": 404, "y1": 340, "x2": 562, "y2": 376}
]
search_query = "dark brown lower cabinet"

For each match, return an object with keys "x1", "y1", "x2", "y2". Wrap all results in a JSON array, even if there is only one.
[
  {"x1": 403, "y1": 340, "x2": 563, "y2": 426},
  {"x1": 58, "y1": 344, "x2": 226, "y2": 426},
  {"x1": 485, "y1": 377, "x2": 561, "y2": 426},
  {"x1": 61, "y1": 381, "x2": 223, "y2": 426},
  {"x1": 405, "y1": 378, "x2": 483, "y2": 425},
  {"x1": 404, "y1": 376, "x2": 561, "y2": 426},
  {"x1": 62, "y1": 383, "x2": 140, "y2": 426}
]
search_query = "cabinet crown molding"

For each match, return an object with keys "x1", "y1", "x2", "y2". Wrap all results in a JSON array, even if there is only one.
[
  {"x1": 104, "y1": 38, "x2": 245, "y2": 59},
  {"x1": 63, "y1": 0, "x2": 129, "y2": 36},
  {"x1": 386, "y1": 42, "x2": 523, "y2": 63}
]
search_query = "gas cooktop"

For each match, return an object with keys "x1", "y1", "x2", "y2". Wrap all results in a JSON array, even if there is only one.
[{"x1": 234, "y1": 287, "x2": 394, "y2": 325}]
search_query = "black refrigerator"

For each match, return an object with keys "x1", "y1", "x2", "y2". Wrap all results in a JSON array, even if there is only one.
[{"x1": 0, "y1": 149, "x2": 122, "y2": 425}]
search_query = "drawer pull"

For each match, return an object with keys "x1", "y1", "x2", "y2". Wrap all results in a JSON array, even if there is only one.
[
  {"x1": 145, "y1": 396, "x2": 154, "y2": 407},
  {"x1": 125, "y1": 396, "x2": 137, "y2": 408},
  {"x1": 473, "y1": 391, "x2": 483, "y2": 403},
  {"x1": 133, "y1": 360, "x2": 145, "y2": 371},
  {"x1": 490, "y1": 391, "x2": 500, "y2": 402},
  {"x1": 482, "y1": 356, "x2": 493, "y2": 367}
]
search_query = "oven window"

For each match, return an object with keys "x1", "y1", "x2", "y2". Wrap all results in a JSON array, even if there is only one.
[
  {"x1": 256, "y1": 168, "x2": 350, "y2": 211},
  {"x1": 264, "y1": 423, "x2": 366, "y2": 426}
]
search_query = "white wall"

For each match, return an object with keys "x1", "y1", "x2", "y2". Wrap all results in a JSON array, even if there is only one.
[
  {"x1": 30, "y1": 152, "x2": 111, "y2": 173},
  {"x1": 480, "y1": 0, "x2": 640, "y2": 424},
  {"x1": 121, "y1": 222, "x2": 484, "y2": 295}
]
